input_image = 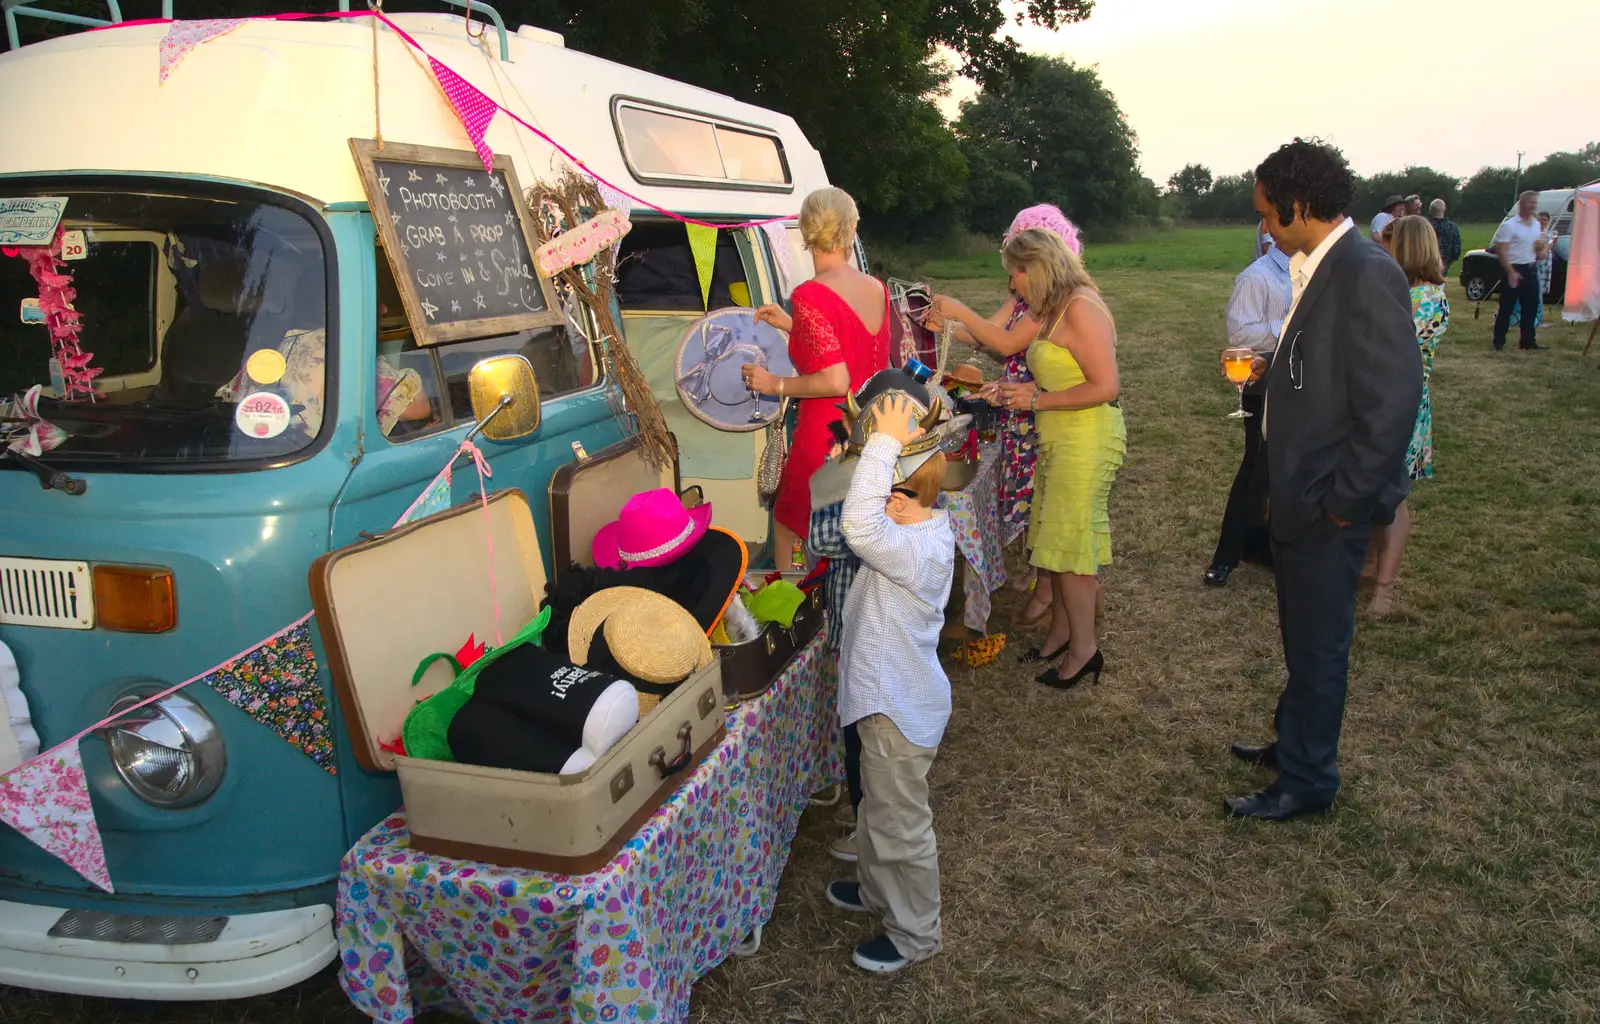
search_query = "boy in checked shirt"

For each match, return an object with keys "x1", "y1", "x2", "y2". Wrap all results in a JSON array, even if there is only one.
[{"x1": 823, "y1": 392, "x2": 956, "y2": 974}]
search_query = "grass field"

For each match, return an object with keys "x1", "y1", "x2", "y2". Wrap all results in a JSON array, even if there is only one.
[{"x1": 7, "y1": 224, "x2": 1598, "y2": 1024}]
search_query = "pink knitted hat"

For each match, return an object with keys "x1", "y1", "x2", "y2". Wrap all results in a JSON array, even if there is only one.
[{"x1": 1005, "y1": 204, "x2": 1083, "y2": 255}]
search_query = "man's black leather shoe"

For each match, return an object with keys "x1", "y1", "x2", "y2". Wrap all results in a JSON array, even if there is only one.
[
  {"x1": 1229, "y1": 741, "x2": 1277, "y2": 769},
  {"x1": 1223, "y1": 786, "x2": 1331, "y2": 822},
  {"x1": 1203, "y1": 564, "x2": 1232, "y2": 587}
]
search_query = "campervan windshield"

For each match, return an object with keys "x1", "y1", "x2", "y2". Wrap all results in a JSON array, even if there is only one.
[{"x1": 0, "y1": 185, "x2": 329, "y2": 468}]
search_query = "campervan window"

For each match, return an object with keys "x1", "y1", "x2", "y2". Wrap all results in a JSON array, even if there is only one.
[
  {"x1": 0, "y1": 185, "x2": 331, "y2": 469},
  {"x1": 614, "y1": 101, "x2": 791, "y2": 190},
  {"x1": 616, "y1": 222, "x2": 750, "y2": 311}
]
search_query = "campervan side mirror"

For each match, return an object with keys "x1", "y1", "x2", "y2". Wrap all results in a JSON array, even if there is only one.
[{"x1": 467, "y1": 354, "x2": 541, "y2": 442}]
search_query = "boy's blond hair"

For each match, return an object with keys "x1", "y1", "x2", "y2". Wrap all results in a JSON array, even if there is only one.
[{"x1": 901, "y1": 452, "x2": 946, "y2": 508}]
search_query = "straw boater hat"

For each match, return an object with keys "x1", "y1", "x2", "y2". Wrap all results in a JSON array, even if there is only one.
[
  {"x1": 943, "y1": 363, "x2": 985, "y2": 390},
  {"x1": 568, "y1": 587, "x2": 714, "y2": 714}
]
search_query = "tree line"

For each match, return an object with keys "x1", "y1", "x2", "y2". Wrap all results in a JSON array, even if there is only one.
[{"x1": 1167, "y1": 143, "x2": 1600, "y2": 226}]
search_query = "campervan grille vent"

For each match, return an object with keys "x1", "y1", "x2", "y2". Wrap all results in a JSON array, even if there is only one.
[
  {"x1": 49, "y1": 910, "x2": 229, "y2": 946},
  {"x1": 0, "y1": 557, "x2": 95, "y2": 630}
]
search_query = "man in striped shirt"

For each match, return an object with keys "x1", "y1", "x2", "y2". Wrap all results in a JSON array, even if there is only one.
[{"x1": 1204, "y1": 241, "x2": 1292, "y2": 586}]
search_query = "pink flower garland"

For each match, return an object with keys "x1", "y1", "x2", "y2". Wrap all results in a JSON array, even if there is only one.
[{"x1": 5, "y1": 231, "x2": 101, "y2": 401}]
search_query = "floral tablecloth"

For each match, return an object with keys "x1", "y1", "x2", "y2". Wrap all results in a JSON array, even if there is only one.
[
  {"x1": 336, "y1": 635, "x2": 843, "y2": 1024},
  {"x1": 936, "y1": 443, "x2": 1007, "y2": 632}
]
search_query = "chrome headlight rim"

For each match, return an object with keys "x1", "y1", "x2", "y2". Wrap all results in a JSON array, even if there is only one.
[{"x1": 101, "y1": 686, "x2": 226, "y2": 809}]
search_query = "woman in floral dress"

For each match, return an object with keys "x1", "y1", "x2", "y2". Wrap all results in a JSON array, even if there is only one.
[
  {"x1": 1367, "y1": 216, "x2": 1448, "y2": 619},
  {"x1": 929, "y1": 204, "x2": 1082, "y2": 626}
]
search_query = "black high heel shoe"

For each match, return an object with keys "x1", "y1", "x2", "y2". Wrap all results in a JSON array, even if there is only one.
[
  {"x1": 1019, "y1": 638, "x2": 1069, "y2": 663},
  {"x1": 1037, "y1": 649, "x2": 1104, "y2": 689}
]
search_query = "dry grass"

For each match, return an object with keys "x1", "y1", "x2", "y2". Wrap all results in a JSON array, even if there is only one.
[{"x1": 5, "y1": 252, "x2": 1598, "y2": 1024}]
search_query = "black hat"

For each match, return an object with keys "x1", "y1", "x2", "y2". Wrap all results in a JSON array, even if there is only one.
[{"x1": 541, "y1": 525, "x2": 747, "y2": 661}]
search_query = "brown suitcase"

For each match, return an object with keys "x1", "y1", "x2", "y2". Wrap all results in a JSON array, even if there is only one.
[
  {"x1": 309, "y1": 488, "x2": 725, "y2": 873},
  {"x1": 715, "y1": 571, "x2": 824, "y2": 704}
]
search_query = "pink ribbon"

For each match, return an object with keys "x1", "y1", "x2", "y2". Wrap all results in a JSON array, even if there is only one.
[{"x1": 457, "y1": 440, "x2": 503, "y2": 648}]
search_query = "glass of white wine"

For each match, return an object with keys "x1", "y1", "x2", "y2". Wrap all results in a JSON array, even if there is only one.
[{"x1": 1221, "y1": 347, "x2": 1256, "y2": 419}]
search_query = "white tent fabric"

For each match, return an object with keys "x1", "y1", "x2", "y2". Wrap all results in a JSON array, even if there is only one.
[{"x1": 1561, "y1": 184, "x2": 1600, "y2": 323}]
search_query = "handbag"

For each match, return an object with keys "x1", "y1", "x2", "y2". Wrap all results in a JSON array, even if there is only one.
[{"x1": 756, "y1": 397, "x2": 790, "y2": 508}]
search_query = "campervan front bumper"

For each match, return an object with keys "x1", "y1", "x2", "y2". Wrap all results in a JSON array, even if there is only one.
[{"x1": 0, "y1": 900, "x2": 336, "y2": 999}]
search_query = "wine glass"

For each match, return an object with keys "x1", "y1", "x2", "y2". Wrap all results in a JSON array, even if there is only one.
[{"x1": 1221, "y1": 347, "x2": 1256, "y2": 419}]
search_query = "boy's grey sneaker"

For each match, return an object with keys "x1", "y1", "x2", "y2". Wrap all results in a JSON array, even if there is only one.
[
  {"x1": 826, "y1": 880, "x2": 870, "y2": 913},
  {"x1": 852, "y1": 934, "x2": 912, "y2": 974},
  {"x1": 828, "y1": 829, "x2": 857, "y2": 862}
]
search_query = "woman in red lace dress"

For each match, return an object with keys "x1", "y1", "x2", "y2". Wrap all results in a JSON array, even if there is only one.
[{"x1": 742, "y1": 188, "x2": 890, "y2": 562}]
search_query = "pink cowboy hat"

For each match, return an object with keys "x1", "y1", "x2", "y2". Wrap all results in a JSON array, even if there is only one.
[{"x1": 592, "y1": 489, "x2": 714, "y2": 570}]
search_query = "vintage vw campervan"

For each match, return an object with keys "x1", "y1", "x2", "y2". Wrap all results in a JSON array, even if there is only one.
[{"x1": 0, "y1": 1, "x2": 833, "y2": 998}]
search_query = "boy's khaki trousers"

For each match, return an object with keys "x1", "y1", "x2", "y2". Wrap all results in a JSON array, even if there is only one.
[{"x1": 854, "y1": 713, "x2": 942, "y2": 961}]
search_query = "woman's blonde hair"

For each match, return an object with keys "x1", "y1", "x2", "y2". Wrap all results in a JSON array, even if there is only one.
[
  {"x1": 1386, "y1": 215, "x2": 1444, "y2": 286},
  {"x1": 799, "y1": 187, "x2": 859, "y2": 254},
  {"x1": 1001, "y1": 227, "x2": 1096, "y2": 322}
]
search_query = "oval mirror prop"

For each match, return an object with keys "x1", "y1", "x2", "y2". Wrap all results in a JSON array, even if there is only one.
[{"x1": 467, "y1": 354, "x2": 541, "y2": 442}]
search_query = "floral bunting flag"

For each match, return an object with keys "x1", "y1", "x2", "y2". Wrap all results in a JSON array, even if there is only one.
[
  {"x1": 428, "y1": 56, "x2": 498, "y2": 173},
  {"x1": 760, "y1": 222, "x2": 791, "y2": 293},
  {"x1": 685, "y1": 223, "x2": 718, "y2": 309},
  {"x1": 158, "y1": 20, "x2": 248, "y2": 84},
  {"x1": 0, "y1": 743, "x2": 113, "y2": 893},
  {"x1": 594, "y1": 177, "x2": 633, "y2": 215},
  {"x1": 204, "y1": 616, "x2": 337, "y2": 774},
  {"x1": 394, "y1": 464, "x2": 452, "y2": 528}
]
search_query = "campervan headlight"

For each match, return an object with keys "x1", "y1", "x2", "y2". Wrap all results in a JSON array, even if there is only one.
[{"x1": 101, "y1": 689, "x2": 225, "y2": 808}]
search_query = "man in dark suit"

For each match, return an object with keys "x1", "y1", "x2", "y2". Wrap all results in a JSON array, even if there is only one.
[{"x1": 1225, "y1": 139, "x2": 1422, "y2": 822}]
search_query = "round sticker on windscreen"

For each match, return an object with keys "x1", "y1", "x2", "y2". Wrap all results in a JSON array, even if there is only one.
[
  {"x1": 246, "y1": 348, "x2": 287, "y2": 385},
  {"x1": 234, "y1": 392, "x2": 292, "y2": 439}
]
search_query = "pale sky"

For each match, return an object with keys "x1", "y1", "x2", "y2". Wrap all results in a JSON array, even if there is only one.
[{"x1": 941, "y1": 0, "x2": 1600, "y2": 185}]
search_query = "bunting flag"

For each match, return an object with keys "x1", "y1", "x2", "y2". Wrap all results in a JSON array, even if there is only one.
[
  {"x1": 428, "y1": 56, "x2": 498, "y2": 173},
  {"x1": 760, "y1": 222, "x2": 791, "y2": 293},
  {"x1": 158, "y1": 19, "x2": 247, "y2": 83},
  {"x1": 204, "y1": 616, "x2": 336, "y2": 774},
  {"x1": 0, "y1": 743, "x2": 113, "y2": 893},
  {"x1": 685, "y1": 223, "x2": 718, "y2": 309},
  {"x1": 395, "y1": 464, "x2": 452, "y2": 528}
]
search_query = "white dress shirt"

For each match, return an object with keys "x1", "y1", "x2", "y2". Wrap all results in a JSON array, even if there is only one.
[
  {"x1": 1265, "y1": 217, "x2": 1356, "y2": 436},
  {"x1": 1370, "y1": 211, "x2": 1393, "y2": 240},
  {"x1": 837, "y1": 434, "x2": 956, "y2": 748}
]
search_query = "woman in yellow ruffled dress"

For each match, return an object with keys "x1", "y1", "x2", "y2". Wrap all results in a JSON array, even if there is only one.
[{"x1": 937, "y1": 228, "x2": 1124, "y2": 689}]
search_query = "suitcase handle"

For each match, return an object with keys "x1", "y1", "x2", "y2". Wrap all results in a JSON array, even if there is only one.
[{"x1": 649, "y1": 722, "x2": 694, "y2": 778}]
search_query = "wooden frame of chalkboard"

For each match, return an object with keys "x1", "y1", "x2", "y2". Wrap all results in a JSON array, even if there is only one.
[{"x1": 349, "y1": 139, "x2": 563, "y2": 347}]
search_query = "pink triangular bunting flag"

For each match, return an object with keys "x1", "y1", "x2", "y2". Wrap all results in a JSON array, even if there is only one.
[
  {"x1": 429, "y1": 56, "x2": 497, "y2": 173},
  {"x1": 158, "y1": 19, "x2": 247, "y2": 84},
  {"x1": 0, "y1": 744, "x2": 113, "y2": 893}
]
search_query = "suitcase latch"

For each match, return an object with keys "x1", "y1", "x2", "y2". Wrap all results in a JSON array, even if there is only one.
[
  {"x1": 698, "y1": 688, "x2": 718, "y2": 720},
  {"x1": 609, "y1": 765, "x2": 634, "y2": 804},
  {"x1": 763, "y1": 630, "x2": 776, "y2": 657}
]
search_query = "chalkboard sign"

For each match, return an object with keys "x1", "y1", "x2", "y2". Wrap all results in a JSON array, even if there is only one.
[{"x1": 350, "y1": 139, "x2": 562, "y2": 346}]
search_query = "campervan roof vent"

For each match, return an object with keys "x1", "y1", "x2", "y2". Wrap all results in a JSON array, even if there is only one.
[{"x1": 516, "y1": 24, "x2": 565, "y2": 48}]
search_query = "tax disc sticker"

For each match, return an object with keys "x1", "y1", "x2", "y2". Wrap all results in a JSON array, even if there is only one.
[
  {"x1": 234, "y1": 391, "x2": 292, "y2": 439},
  {"x1": 19, "y1": 298, "x2": 43, "y2": 324},
  {"x1": 245, "y1": 348, "x2": 287, "y2": 385}
]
